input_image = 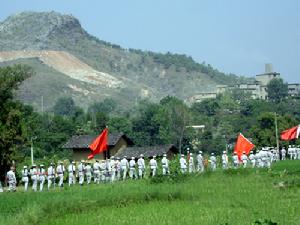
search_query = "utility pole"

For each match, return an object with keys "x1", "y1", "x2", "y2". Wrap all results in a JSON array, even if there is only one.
[
  {"x1": 31, "y1": 136, "x2": 37, "y2": 165},
  {"x1": 274, "y1": 113, "x2": 280, "y2": 150}
]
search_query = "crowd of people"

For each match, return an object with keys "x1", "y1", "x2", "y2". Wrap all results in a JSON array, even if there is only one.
[{"x1": 2, "y1": 145, "x2": 300, "y2": 192}]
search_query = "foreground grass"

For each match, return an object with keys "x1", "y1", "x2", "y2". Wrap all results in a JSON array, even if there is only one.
[{"x1": 0, "y1": 161, "x2": 300, "y2": 225}]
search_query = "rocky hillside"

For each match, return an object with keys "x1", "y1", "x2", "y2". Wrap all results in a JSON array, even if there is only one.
[{"x1": 0, "y1": 11, "x2": 247, "y2": 110}]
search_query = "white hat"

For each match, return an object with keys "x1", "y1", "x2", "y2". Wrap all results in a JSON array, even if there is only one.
[
  {"x1": 111, "y1": 156, "x2": 115, "y2": 159},
  {"x1": 72, "y1": 161, "x2": 76, "y2": 164},
  {"x1": 40, "y1": 164, "x2": 44, "y2": 167},
  {"x1": 211, "y1": 153, "x2": 214, "y2": 155},
  {"x1": 223, "y1": 151, "x2": 226, "y2": 154},
  {"x1": 243, "y1": 151, "x2": 246, "y2": 154},
  {"x1": 181, "y1": 154, "x2": 184, "y2": 157},
  {"x1": 131, "y1": 157, "x2": 135, "y2": 160},
  {"x1": 81, "y1": 160, "x2": 85, "y2": 163},
  {"x1": 199, "y1": 151, "x2": 202, "y2": 154},
  {"x1": 163, "y1": 153, "x2": 167, "y2": 157},
  {"x1": 32, "y1": 164, "x2": 36, "y2": 167},
  {"x1": 140, "y1": 154, "x2": 144, "y2": 157},
  {"x1": 153, "y1": 155, "x2": 156, "y2": 158},
  {"x1": 124, "y1": 156, "x2": 127, "y2": 158},
  {"x1": 23, "y1": 165, "x2": 27, "y2": 168}
]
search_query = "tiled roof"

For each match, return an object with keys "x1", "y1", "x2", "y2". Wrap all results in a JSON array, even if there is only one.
[
  {"x1": 115, "y1": 145, "x2": 178, "y2": 158},
  {"x1": 62, "y1": 133, "x2": 133, "y2": 149}
]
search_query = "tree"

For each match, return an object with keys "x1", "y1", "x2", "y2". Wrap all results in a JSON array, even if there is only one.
[
  {"x1": 0, "y1": 65, "x2": 32, "y2": 180},
  {"x1": 88, "y1": 98, "x2": 117, "y2": 115},
  {"x1": 89, "y1": 112, "x2": 109, "y2": 133},
  {"x1": 156, "y1": 97, "x2": 190, "y2": 153},
  {"x1": 53, "y1": 97, "x2": 76, "y2": 117},
  {"x1": 108, "y1": 117, "x2": 133, "y2": 136},
  {"x1": 191, "y1": 99, "x2": 220, "y2": 116},
  {"x1": 247, "y1": 112, "x2": 298, "y2": 148},
  {"x1": 266, "y1": 78, "x2": 288, "y2": 103},
  {"x1": 131, "y1": 101, "x2": 161, "y2": 146}
]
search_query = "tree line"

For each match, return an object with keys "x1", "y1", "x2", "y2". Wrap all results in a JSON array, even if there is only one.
[{"x1": 0, "y1": 65, "x2": 299, "y2": 180}]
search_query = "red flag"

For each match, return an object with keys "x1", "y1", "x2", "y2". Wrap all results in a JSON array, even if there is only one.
[
  {"x1": 88, "y1": 128, "x2": 108, "y2": 159},
  {"x1": 234, "y1": 133, "x2": 255, "y2": 160},
  {"x1": 281, "y1": 125, "x2": 300, "y2": 141}
]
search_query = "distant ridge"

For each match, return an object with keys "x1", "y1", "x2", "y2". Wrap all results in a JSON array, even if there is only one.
[{"x1": 0, "y1": 11, "x2": 248, "y2": 110}]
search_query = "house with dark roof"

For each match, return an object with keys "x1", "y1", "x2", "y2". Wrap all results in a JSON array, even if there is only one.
[
  {"x1": 115, "y1": 145, "x2": 178, "y2": 159},
  {"x1": 62, "y1": 133, "x2": 133, "y2": 161}
]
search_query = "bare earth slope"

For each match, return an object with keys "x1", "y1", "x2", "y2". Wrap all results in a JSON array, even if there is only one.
[
  {"x1": 0, "y1": 11, "x2": 246, "y2": 111},
  {"x1": 0, "y1": 50, "x2": 123, "y2": 88}
]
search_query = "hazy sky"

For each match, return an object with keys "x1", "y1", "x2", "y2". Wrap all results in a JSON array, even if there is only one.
[{"x1": 1, "y1": 0, "x2": 300, "y2": 83}]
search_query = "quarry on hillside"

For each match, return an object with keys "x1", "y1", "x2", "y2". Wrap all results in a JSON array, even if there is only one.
[{"x1": 0, "y1": 50, "x2": 123, "y2": 88}]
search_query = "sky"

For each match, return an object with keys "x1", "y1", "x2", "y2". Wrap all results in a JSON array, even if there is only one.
[{"x1": 1, "y1": 0, "x2": 300, "y2": 83}]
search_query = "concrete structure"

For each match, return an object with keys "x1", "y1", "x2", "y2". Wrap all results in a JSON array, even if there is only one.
[
  {"x1": 187, "y1": 64, "x2": 299, "y2": 102},
  {"x1": 185, "y1": 92, "x2": 217, "y2": 103},
  {"x1": 288, "y1": 83, "x2": 300, "y2": 97}
]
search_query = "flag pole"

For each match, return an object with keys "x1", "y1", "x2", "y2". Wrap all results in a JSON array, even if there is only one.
[{"x1": 274, "y1": 112, "x2": 280, "y2": 151}]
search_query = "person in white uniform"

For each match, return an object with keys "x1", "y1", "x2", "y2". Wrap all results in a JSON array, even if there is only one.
[
  {"x1": 93, "y1": 160, "x2": 100, "y2": 184},
  {"x1": 120, "y1": 156, "x2": 129, "y2": 180},
  {"x1": 137, "y1": 154, "x2": 146, "y2": 179},
  {"x1": 31, "y1": 164, "x2": 38, "y2": 192},
  {"x1": 21, "y1": 165, "x2": 29, "y2": 192},
  {"x1": 39, "y1": 164, "x2": 46, "y2": 191},
  {"x1": 222, "y1": 151, "x2": 228, "y2": 169},
  {"x1": 188, "y1": 153, "x2": 195, "y2": 173},
  {"x1": 47, "y1": 162, "x2": 56, "y2": 190},
  {"x1": 129, "y1": 157, "x2": 136, "y2": 179},
  {"x1": 68, "y1": 161, "x2": 76, "y2": 186},
  {"x1": 196, "y1": 151, "x2": 204, "y2": 172},
  {"x1": 180, "y1": 154, "x2": 187, "y2": 174},
  {"x1": 56, "y1": 162, "x2": 65, "y2": 188},
  {"x1": 149, "y1": 156, "x2": 158, "y2": 177},
  {"x1": 161, "y1": 154, "x2": 170, "y2": 175}
]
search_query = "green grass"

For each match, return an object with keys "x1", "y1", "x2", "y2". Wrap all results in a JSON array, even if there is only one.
[{"x1": 1, "y1": 161, "x2": 300, "y2": 225}]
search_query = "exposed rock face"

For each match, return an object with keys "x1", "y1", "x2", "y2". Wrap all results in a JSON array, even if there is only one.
[
  {"x1": 0, "y1": 11, "x2": 86, "y2": 50},
  {"x1": 0, "y1": 11, "x2": 244, "y2": 110}
]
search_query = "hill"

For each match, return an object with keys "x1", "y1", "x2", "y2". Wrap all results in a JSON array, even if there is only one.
[
  {"x1": 0, "y1": 11, "x2": 249, "y2": 110},
  {"x1": 0, "y1": 160, "x2": 299, "y2": 225}
]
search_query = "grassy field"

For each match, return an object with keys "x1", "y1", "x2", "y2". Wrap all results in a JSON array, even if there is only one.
[{"x1": 0, "y1": 160, "x2": 300, "y2": 225}]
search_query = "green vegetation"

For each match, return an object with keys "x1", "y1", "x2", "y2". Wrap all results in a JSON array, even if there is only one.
[
  {"x1": 0, "y1": 161, "x2": 299, "y2": 225},
  {"x1": 1, "y1": 65, "x2": 300, "y2": 180},
  {"x1": 0, "y1": 11, "x2": 253, "y2": 111},
  {"x1": 0, "y1": 65, "x2": 33, "y2": 180},
  {"x1": 266, "y1": 78, "x2": 289, "y2": 103}
]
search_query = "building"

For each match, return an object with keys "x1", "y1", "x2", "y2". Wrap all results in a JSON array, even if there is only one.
[
  {"x1": 288, "y1": 83, "x2": 300, "y2": 97},
  {"x1": 62, "y1": 133, "x2": 133, "y2": 161},
  {"x1": 187, "y1": 64, "x2": 299, "y2": 102},
  {"x1": 185, "y1": 92, "x2": 217, "y2": 103},
  {"x1": 114, "y1": 145, "x2": 178, "y2": 159}
]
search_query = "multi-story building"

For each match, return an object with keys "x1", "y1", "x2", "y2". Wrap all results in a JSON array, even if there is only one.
[{"x1": 186, "y1": 64, "x2": 299, "y2": 103}]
